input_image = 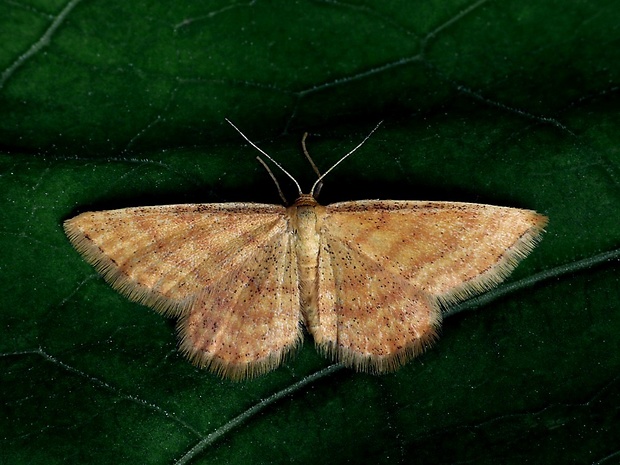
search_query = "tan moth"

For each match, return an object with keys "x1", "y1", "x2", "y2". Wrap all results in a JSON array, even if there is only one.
[{"x1": 64, "y1": 121, "x2": 547, "y2": 380}]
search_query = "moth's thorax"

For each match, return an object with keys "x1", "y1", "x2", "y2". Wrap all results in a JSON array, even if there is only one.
[{"x1": 288, "y1": 195, "x2": 325, "y2": 328}]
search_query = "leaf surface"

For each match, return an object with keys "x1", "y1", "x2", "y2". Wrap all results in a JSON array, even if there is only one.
[{"x1": 1, "y1": 1, "x2": 619, "y2": 464}]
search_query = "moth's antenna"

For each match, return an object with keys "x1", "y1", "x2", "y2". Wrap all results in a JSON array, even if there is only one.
[
  {"x1": 301, "y1": 132, "x2": 323, "y2": 197},
  {"x1": 255, "y1": 156, "x2": 288, "y2": 204},
  {"x1": 310, "y1": 121, "x2": 383, "y2": 197},
  {"x1": 225, "y1": 118, "x2": 303, "y2": 197},
  {"x1": 302, "y1": 132, "x2": 322, "y2": 178}
]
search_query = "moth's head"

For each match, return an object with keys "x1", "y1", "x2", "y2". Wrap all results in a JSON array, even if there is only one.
[{"x1": 291, "y1": 193, "x2": 319, "y2": 207}]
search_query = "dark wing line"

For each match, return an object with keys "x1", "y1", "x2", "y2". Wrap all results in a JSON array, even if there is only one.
[{"x1": 326, "y1": 199, "x2": 480, "y2": 213}]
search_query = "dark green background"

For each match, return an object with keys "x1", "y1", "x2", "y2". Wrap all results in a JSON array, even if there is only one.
[{"x1": 1, "y1": 1, "x2": 619, "y2": 464}]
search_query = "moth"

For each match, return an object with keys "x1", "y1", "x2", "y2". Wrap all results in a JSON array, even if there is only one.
[{"x1": 64, "y1": 121, "x2": 547, "y2": 380}]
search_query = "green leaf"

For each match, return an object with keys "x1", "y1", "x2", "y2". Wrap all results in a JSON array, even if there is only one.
[{"x1": 1, "y1": 1, "x2": 619, "y2": 464}]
